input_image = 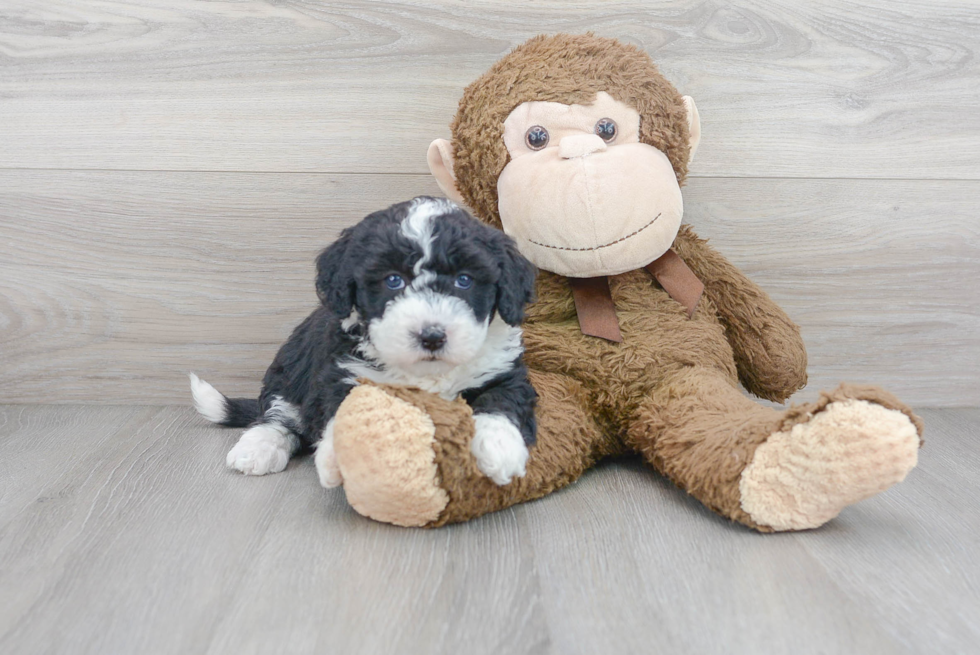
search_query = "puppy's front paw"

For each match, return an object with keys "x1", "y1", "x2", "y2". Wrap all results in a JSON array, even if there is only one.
[
  {"x1": 226, "y1": 424, "x2": 297, "y2": 475},
  {"x1": 471, "y1": 414, "x2": 529, "y2": 485},
  {"x1": 315, "y1": 419, "x2": 343, "y2": 488}
]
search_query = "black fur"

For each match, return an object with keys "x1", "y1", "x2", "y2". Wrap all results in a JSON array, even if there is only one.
[
  {"x1": 216, "y1": 397, "x2": 260, "y2": 428},
  {"x1": 210, "y1": 197, "x2": 538, "y2": 455},
  {"x1": 461, "y1": 363, "x2": 537, "y2": 446}
]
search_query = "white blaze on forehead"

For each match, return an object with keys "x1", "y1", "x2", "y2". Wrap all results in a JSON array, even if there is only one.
[
  {"x1": 400, "y1": 197, "x2": 458, "y2": 275},
  {"x1": 410, "y1": 270, "x2": 437, "y2": 291}
]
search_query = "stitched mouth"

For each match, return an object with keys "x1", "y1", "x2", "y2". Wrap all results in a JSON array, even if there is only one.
[{"x1": 525, "y1": 213, "x2": 661, "y2": 252}]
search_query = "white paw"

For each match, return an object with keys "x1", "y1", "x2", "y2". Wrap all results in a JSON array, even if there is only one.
[
  {"x1": 471, "y1": 414, "x2": 529, "y2": 486},
  {"x1": 314, "y1": 419, "x2": 343, "y2": 488},
  {"x1": 226, "y1": 423, "x2": 298, "y2": 475}
]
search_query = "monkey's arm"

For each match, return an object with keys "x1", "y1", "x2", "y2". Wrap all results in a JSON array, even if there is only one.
[{"x1": 672, "y1": 224, "x2": 807, "y2": 402}]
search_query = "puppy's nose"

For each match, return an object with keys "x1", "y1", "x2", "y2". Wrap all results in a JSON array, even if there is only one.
[
  {"x1": 559, "y1": 134, "x2": 607, "y2": 159},
  {"x1": 418, "y1": 326, "x2": 447, "y2": 352}
]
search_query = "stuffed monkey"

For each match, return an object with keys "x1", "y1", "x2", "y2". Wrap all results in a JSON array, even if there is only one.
[{"x1": 322, "y1": 33, "x2": 923, "y2": 530}]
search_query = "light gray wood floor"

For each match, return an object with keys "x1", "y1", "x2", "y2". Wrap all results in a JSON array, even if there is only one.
[{"x1": 0, "y1": 405, "x2": 976, "y2": 655}]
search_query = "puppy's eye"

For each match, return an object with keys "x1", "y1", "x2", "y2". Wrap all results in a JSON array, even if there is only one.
[
  {"x1": 525, "y1": 125, "x2": 549, "y2": 150},
  {"x1": 454, "y1": 274, "x2": 474, "y2": 290},
  {"x1": 595, "y1": 118, "x2": 617, "y2": 142},
  {"x1": 384, "y1": 274, "x2": 405, "y2": 290}
]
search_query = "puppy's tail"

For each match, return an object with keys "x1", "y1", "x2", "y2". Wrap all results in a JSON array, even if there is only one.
[{"x1": 189, "y1": 373, "x2": 260, "y2": 428}]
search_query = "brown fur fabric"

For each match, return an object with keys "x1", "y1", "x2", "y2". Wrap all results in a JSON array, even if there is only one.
[
  {"x1": 499, "y1": 227, "x2": 818, "y2": 529},
  {"x1": 410, "y1": 33, "x2": 922, "y2": 529},
  {"x1": 778, "y1": 382, "x2": 925, "y2": 445},
  {"x1": 386, "y1": 223, "x2": 827, "y2": 528},
  {"x1": 452, "y1": 32, "x2": 692, "y2": 230},
  {"x1": 339, "y1": 33, "x2": 923, "y2": 530},
  {"x1": 672, "y1": 226, "x2": 808, "y2": 402},
  {"x1": 432, "y1": 370, "x2": 623, "y2": 527},
  {"x1": 355, "y1": 373, "x2": 624, "y2": 528}
]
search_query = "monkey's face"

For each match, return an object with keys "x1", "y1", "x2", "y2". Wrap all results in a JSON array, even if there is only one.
[{"x1": 496, "y1": 92, "x2": 684, "y2": 278}]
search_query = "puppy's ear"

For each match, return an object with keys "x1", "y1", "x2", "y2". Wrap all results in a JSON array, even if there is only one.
[
  {"x1": 315, "y1": 230, "x2": 356, "y2": 317},
  {"x1": 494, "y1": 234, "x2": 537, "y2": 326}
]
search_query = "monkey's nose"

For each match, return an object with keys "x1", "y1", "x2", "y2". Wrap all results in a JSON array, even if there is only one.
[
  {"x1": 559, "y1": 134, "x2": 608, "y2": 159},
  {"x1": 418, "y1": 326, "x2": 447, "y2": 352}
]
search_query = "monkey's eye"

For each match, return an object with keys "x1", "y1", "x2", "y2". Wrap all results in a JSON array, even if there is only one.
[
  {"x1": 595, "y1": 118, "x2": 617, "y2": 142},
  {"x1": 454, "y1": 274, "x2": 474, "y2": 290},
  {"x1": 525, "y1": 125, "x2": 549, "y2": 150},
  {"x1": 384, "y1": 274, "x2": 406, "y2": 290}
]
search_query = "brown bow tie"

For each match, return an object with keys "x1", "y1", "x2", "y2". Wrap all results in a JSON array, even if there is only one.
[{"x1": 567, "y1": 249, "x2": 704, "y2": 343}]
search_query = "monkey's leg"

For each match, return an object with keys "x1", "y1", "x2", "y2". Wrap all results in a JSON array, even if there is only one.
[
  {"x1": 628, "y1": 368, "x2": 923, "y2": 531},
  {"x1": 327, "y1": 371, "x2": 615, "y2": 527}
]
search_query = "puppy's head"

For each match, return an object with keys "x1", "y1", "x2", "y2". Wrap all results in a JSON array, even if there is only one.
[{"x1": 316, "y1": 197, "x2": 536, "y2": 374}]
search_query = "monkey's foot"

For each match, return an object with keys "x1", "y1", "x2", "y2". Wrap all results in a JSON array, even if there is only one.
[
  {"x1": 739, "y1": 398, "x2": 921, "y2": 531},
  {"x1": 330, "y1": 385, "x2": 452, "y2": 527}
]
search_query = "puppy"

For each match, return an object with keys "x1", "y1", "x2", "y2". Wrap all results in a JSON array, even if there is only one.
[{"x1": 190, "y1": 197, "x2": 537, "y2": 487}]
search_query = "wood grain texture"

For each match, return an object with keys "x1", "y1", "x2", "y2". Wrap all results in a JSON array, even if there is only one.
[
  {"x1": 0, "y1": 405, "x2": 976, "y2": 655},
  {"x1": 1, "y1": 171, "x2": 977, "y2": 406},
  {"x1": 2, "y1": 0, "x2": 979, "y2": 178}
]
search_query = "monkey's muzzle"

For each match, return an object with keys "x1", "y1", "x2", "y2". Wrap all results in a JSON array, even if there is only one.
[{"x1": 497, "y1": 142, "x2": 684, "y2": 278}]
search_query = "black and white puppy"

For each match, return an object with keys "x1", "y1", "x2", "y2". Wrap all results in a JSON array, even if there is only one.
[{"x1": 190, "y1": 197, "x2": 538, "y2": 487}]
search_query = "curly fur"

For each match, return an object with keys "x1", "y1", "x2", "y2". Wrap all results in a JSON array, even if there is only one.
[{"x1": 331, "y1": 34, "x2": 923, "y2": 531}]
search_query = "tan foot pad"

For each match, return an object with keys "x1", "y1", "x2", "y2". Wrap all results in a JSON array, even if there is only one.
[
  {"x1": 333, "y1": 385, "x2": 449, "y2": 527},
  {"x1": 739, "y1": 399, "x2": 919, "y2": 531}
]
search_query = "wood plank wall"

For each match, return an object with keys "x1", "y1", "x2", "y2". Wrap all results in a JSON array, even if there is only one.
[{"x1": 1, "y1": 1, "x2": 978, "y2": 406}]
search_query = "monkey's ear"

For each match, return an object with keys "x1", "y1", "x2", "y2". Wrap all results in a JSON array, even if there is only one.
[
  {"x1": 682, "y1": 96, "x2": 701, "y2": 164},
  {"x1": 427, "y1": 139, "x2": 466, "y2": 205}
]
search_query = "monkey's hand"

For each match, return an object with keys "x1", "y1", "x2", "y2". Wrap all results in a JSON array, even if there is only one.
[{"x1": 672, "y1": 225, "x2": 808, "y2": 402}]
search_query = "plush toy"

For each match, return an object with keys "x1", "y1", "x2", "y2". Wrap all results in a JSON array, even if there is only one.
[{"x1": 321, "y1": 33, "x2": 923, "y2": 530}]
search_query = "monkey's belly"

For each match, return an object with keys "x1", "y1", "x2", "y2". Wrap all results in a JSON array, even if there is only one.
[{"x1": 522, "y1": 286, "x2": 739, "y2": 414}]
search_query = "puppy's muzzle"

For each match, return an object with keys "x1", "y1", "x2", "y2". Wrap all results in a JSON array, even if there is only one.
[{"x1": 418, "y1": 325, "x2": 447, "y2": 352}]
